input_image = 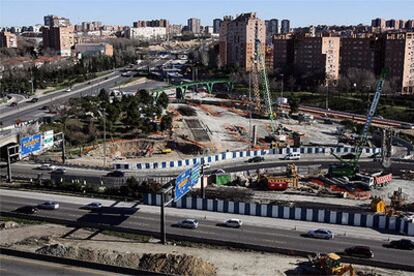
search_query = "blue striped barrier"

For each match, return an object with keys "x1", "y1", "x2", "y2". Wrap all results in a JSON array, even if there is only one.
[
  {"x1": 143, "y1": 193, "x2": 414, "y2": 236},
  {"x1": 114, "y1": 147, "x2": 382, "y2": 171}
]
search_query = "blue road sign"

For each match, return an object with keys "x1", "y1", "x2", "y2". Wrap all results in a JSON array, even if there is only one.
[
  {"x1": 174, "y1": 168, "x2": 192, "y2": 202},
  {"x1": 19, "y1": 133, "x2": 42, "y2": 158},
  {"x1": 190, "y1": 162, "x2": 201, "y2": 187}
]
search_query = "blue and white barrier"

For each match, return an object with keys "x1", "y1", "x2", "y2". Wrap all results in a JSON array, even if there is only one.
[
  {"x1": 114, "y1": 146, "x2": 381, "y2": 171},
  {"x1": 143, "y1": 193, "x2": 414, "y2": 236}
]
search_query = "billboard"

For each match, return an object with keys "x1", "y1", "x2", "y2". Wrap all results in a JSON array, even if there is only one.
[
  {"x1": 174, "y1": 163, "x2": 201, "y2": 202},
  {"x1": 19, "y1": 133, "x2": 42, "y2": 158},
  {"x1": 42, "y1": 130, "x2": 54, "y2": 149}
]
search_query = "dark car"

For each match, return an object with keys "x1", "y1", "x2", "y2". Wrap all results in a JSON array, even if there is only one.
[
  {"x1": 9, "y1": 102, "x2": 18, "y2": 107},
  {"x1": 247, "y1": 156, "x2": 265, "y2": 163},
  {"x1": 344, "y1": 246, "x2": 374, "y2": 258},
  {"x1": 389, "y1": 239, "x2": 414, "y2": 250},
  {"x1": 341, "y1": 153, "x2": 356, "y2": 160},
  {"x1": 30, "y1": 97, "x2": 39, "y2": 103},
  {"x1": 15, "y1": 206, "x2": 38, "y2": 214},
  {"x1": 106, "y1": 170, "x2": 125, "y2": 177}
]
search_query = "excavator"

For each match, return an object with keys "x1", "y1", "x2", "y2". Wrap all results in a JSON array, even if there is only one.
[{"x1": 311, "y1": 253, "x2": 355, "y2": 275}]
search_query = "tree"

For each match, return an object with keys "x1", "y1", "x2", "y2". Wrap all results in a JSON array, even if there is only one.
[
  {"x1": 160, "y1": 114, "x2": 173, "y2": 131},
  {"x1": 156, "y1": 92, "x2": 169, "y2": 109},
  {"x1": 98, "y1": 88, "x2": 109, "y2": 102}
]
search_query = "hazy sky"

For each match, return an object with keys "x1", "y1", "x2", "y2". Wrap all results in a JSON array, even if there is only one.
[{"x1": 1, "y1": 0, "x2": 412, "y2": 27}]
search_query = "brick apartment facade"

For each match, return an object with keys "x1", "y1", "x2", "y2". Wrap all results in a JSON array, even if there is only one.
[
  {"x1": 219, "y1": 13, "x2": 265, "y2": 72},
  {"x1": 0, "y1": 31, "x2": 17, "y2": 48},
  {"x1": 42, "y1": 25, "x2": 75, "y2": 56}
]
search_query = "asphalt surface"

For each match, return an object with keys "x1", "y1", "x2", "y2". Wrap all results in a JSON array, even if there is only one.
[
  {"x1": 0, "y1": 255, "x2": 120, "y2": 276},
  {"x1": 1, "y1": 192, "x2": 414, "y2": 268}
]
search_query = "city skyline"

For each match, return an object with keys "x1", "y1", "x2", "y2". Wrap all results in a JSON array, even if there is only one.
[{"x1": 1, "y1": 0, "x2": 413, "y2": 27}]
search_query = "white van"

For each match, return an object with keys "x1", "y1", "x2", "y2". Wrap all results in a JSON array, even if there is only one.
[{"x1": 283, "y1": 152, "x2": 301, "y2": 160}]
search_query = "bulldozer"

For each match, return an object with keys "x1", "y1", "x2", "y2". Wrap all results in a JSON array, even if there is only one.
[{"x1": 311, "y1": 253, "x2": 355, "y2": 275}]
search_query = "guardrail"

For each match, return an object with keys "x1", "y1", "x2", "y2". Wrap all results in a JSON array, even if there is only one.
[
  {"x1": 114, "y1": 146, "x2": 382, "y2": 171},
  {"x1": 1, "y1": 211, "x2": 414, "y2": 272},
  {"x1": 0, "y1": 247, "x2": 168, "y2": 276}
]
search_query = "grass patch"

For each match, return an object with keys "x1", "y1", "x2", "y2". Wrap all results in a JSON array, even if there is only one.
[
  {"x1": 0, "y1": 215, "x2": 43, "y2": 225},
  {"x1": 101, "y1": 230, "x2": 152, "y2": 242}
]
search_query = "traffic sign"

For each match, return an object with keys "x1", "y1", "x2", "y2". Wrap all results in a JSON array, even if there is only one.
[
  {"x1": 174, "y1": 168, "x2": 192, "y2": 202},
  {"x1": 190, "y1": 162, "x2": 201, "y2": 187},
  {"x1": 19, "y1": 133, "x2": 42, "y2": 158}
]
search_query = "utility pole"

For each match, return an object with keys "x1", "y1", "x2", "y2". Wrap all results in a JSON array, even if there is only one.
[{"x1": 160, "y1": 185, "x2": 173, "y2": 244}]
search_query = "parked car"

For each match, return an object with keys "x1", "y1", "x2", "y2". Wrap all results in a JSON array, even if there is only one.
[
  {"x1": 30, "y1": 97, "x2": 39, "y2": 103},
  {"x1": 39, "y1": 164, "x2": 57, "y2": 171},
  {"x1": 38, "y1": 201, "x2": 59, "y2": 210},
  {"x1": 389, "y1": 239, "x2": 414, "y2": 250},
  {"x1": 344, "y1": 246, "x2": 374, "y2": 258},
  {"x1": 84, "y1": 202, "x2": 102, "y2": 210},
  {"x1": 307, "y1": 228, "x2": 334, "y2": 240},
  {"x1": 283, "y1": 153, "x2": 301, "y2": 160},
  {"x1": 106, "y1": 171, "x2": 125, "y2": 177},
  {"x1": 177, "y1": 219, "x2": 199, "y2": 229},
  {"x1": 15, "y1": 206, "x2": 38, "y2": 214},
  {"x1": 247, "y1": 156, "x2": 265, "y2": 163},
  {"x1": 223, "y1": 218, "x2": 242, "y2": 228}
]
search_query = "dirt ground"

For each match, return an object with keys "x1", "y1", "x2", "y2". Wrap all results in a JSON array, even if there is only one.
[{"x1": 0, "y1": 222, "x2": 411, "y2": 276}]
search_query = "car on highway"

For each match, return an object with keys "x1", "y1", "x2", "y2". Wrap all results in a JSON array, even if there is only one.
[
  {"x1": 223, "y1": 218, "x2": 242, "y2": 228},
  {"x1": 9, "y1": 102, "x2": 18, "y2": 107},
  {"x1": 247, "y1": 156, "x2": 265, "y2": 163},
  {"x1": 177, "y1": 219, "x2": 199, "y2": 229},
  {"x1": 306, "y1": 228, "x2": 334, "y2": 240},
  {"x1": 38, "y1": 201, "x2": 59, "y2": 210},
  {"x1": 38, "y1": 164, "x2": 57, "y2": 171},
  {"x1": 401, "y1": 123, "x2": 414, "y2": 129},
  {"x1": 106, "y1": 171, "x2": 125, "y2": 177},
  {"x1": 84, "y1": 202, "x2": 102, "y2": 210},
  {"x1": 283, "y1": 152, "x2": 301, "y2": 160},
  {"x1": 388, "y1": 239, "x2": 414, "y2": 250},
  {"x1": 344, "y1": 246, "x2": 374, "y2": 258},
  {"x1": 340, "y1": 153, "x2": 356, "y2": 160},
  {"x1": 52, "y1": 167, "x2": 66, "y2": 174},
  {"x1": 30, "y1": 97, "x2": 39, "y2": 103},
  {"x1": 65, "y1": 87, "x2": 72, "y2": 92},
  {"x1": 15, "y1": 206, "x2": 38, "y2": 214}
]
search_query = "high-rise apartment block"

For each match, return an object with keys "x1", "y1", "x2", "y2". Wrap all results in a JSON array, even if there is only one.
[
  {"x1": 265, "y1": 19, "x2": 279, "y2": 44},
  {"x1": 213, "y1": 18, "x2": 222, "y2": 34},
  {"x1": 133, "y1": 19, "x2": 169, "y2": 28},
  {"x1": 294, "y1": 36, "x2": 341, "y2": 82},
  {"x1": 44, "y1": 15, "x2": 70, "y2": 27},
  {"x1": 187, "y1": 18, "x2": 201, "y2": 33},
  {"x1": 383, "y1": 32, "x2": 414, "y2": 94},
  {"x1": 281, "y1": 19, "x2": 290, "y2": 34},
  {"x1": 272, "y1": 34, "x2": 294, "y2": 73},
  {"x1": 219, "y1": 13, "x2": 265, "y2": 72},
  {"x1": 0, "y1": 31, "x2": 18, "y2": 48},
  {"x1": 42, "y1": 25, "x2": 74, "y2": 56},
  {"x1": 371, "y1": 18, "x2": 386, "y2": 29}
]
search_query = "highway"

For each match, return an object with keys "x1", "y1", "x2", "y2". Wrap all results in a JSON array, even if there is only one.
[
  {"x1": 0, "y1": 255, "x2": 121, "y2": 276},
  {"x1": 1, "y1": 189, "x2": 414, "y2": 269}
]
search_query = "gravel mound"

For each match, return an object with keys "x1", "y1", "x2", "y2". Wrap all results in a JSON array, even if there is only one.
[
  {"x1": 36, "y1": 243, "x2": 68, "y2": 257},
  {"x1": 139, "y1": 253, "x2": 216, "y2": 276}
]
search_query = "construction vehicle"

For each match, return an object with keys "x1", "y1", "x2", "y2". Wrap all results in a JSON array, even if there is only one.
[
  {"x1": 259, "y1": 163, "x2": 299, "y2": 191},
  {"x1": 329, "y1": 70, "x2": 387, "y2": 178},
  {"x1": 371, "y1": 188, "x2": 408, "y2": 215},
  {"x1": 311, "y1": 253, "x2": 355, "y2": 275}
]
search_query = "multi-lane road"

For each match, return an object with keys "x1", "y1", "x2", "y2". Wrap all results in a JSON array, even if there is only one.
[{"x1": 1, "y1": 189, "x2": 413, "y2": 269}]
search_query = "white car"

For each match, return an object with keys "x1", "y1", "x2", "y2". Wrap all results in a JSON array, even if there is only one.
[
  {"x1": 283, "y1": 153, "x2": 301, "y2": 160},
  {"x1": 39, "y1": 164, "x2": 57, "y2": 171},
  {"x1": 307, "y1": 228, "x2": 334, "y2": 240},
  {"x1": 38, "y1": 201, "x2": 59, "y2": 210},
  {"x1": 177, "y1": 219, "x2": 199, "y2": 229},
  {"x1": 224, "y1": 218, "x2": 242, "y2": 228},
  {"x1": 65, "y1": 88, "x2": 71, "y2": 92},
  {"x1": 84, "y1": 202, "x2": 102, "y2": 210}
]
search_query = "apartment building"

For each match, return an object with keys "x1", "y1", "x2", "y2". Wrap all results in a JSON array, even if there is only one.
[
  {"x1": 187, "y1": 18, "x2": 201, "y2": 34},
  {"x1": 213, "y1": 18, "x2": 222, "y2": 34},
  {"x1": 281, "y1": 19, "x2": 290, "y2": 34},
  {"x1": 340, "y1": 36, "x2": 382, "y2": 75},
  {"x1": 0, "y1": 31, "x2": 18, "y2": 48},
  {"x1": 74, "y1": 43, "x2": 113, "y2": 57},
  {"x1": 294, "y1": 36, "x2": 341, "y2": 82},
  {"x1": 219, "y1": 13, "x2": 265, "y2": 72},
  {"x1": 383, "y1": 32, "x2": 414, "y2": 94},
  {"x1": 273, "y1": 34, "x2": 294, "y2": 73},
  {"x1": 44, "y1": 15, "x2": 70, "y2": 27},
  {"x1": 133, "y1": 19, "x2": 168, "y2": 28},
  {"x1": 126, "y1": 27, "x2": 167, "y2": 40},
  {"x1": 42, "y1": 25, "x2": 74, "y2": 56}
]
